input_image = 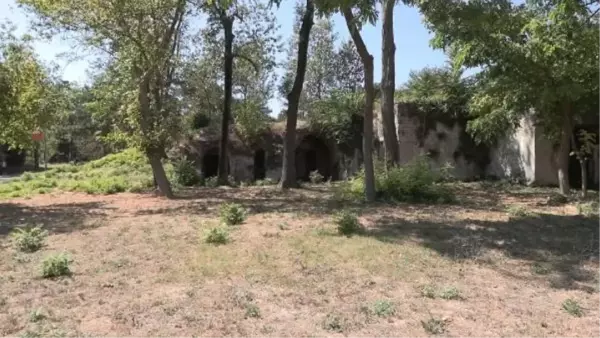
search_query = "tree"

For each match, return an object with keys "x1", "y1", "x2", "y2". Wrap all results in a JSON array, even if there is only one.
[
  {"x1": 19, "y1": 0, "x2": 189, "y2": 198},
  {"x1": 200, "y1": 0, "x2": 279, "y2": 184},
  {"x1": 335, "y1": 40, "x2": 363, "y2": 93},
  {"x1": 570, "y1": 130, "x2": 596, "y2": 198},
  {"x1": 0, "y1": 29, "x2": 57, "y2": 168},
  {"x1": 417, "y1": 0, "x2": 599, "y2": 195},
  {"x1": 280, "y1": 9, "x2": 337, "y2": 115},
  {"x1": 380, "y1": 0, "x2": 399, "y2": 165},
  {"x1": 279, "y1": 0, "x2": 315, "y2": 189},
  {"x1": 317, "y1": 0, "x2": 378, "y2": 202}
]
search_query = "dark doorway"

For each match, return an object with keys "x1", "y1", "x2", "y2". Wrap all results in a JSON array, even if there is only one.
[
  {"x1": 202, "y1": 149, "x2": 219, "y2": 178},
  {"x1": 295, "y1": 135, "x2": 331, "y2": 181},
  {"x1": 253, "y1": 149, "x2": 266, "y2": 180}
]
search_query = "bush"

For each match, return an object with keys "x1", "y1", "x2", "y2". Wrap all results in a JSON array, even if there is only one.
[
  {"x1": 205, "y1": 176, "x2": 219, "y2": 187},
  {"x1": 422, "y1": 317, "x2": 446, "y2": 335},
  {"x1": 439, "y1": 286, "x2": 461, "y2": 300},
  {"x1": 562, "y1": 298, "x2": 583, "y2": 317},
  {"x1": 41, "y1": 253, "x2": 71, "y2": 278},
  {"x1": 309, "y1": 170, "x2": 324, "y2": 184},
  {"x1": 577, "y1": 201, "x2": 598, "y2": 217},
  {"x1": 255, "y1": 178, "x2": 276, "y2": 186},
  {"x1": 11, "y1": 226, "x2": 48, "y2": 253},
  {"x1": 173, "y1": 158, "x2": 201, "y2": 186},
  {"x1": 203, "y1": 227, "x2": 229, "y2": 245},
  {"x1": 335, "y1": 157, "x2": 455, "y2": 203},
  {"x1": 219, "y1": 203, "x2": 247, "y2": 225},
  {"x1": 371, "y1": 300, "x2": 395, "y2": 317},
  {"x1": 334, "y1": 210, "x2": 362, "y2": 236}
]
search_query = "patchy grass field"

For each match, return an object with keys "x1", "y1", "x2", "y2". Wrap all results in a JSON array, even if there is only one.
[{"x1": 0, "y1": 183, "x2": 598, "y2": 337}]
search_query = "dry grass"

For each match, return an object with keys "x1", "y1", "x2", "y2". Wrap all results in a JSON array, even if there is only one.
[{"x1": 0, "y1": 183, "x2": 598, "y2": 337}]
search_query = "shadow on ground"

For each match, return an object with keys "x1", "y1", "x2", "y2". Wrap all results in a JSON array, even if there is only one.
[
  {"x1": 367, "y1": 212, "x2": 599, "y2": 293},
  {"x1": 0, "y1": 201, "x2": 110, "y2": 237}
]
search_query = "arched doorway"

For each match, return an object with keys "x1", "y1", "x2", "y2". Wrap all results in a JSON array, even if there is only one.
[
  {"x1": 202, "y1": 148, "x2": 219, "y2": 178},
  {"x1": 295, "y1": 135, "x2": 331, "y2": 181},
  {"x1": 253, "y1": 149, "x2": 266, "y2": 180}
]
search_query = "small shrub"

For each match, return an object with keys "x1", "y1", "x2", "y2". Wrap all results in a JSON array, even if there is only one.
[
  {"x1": 205, "y1": 176, "x2": 219, "y2": 187},
  {"x1": 309, "y1": 170, "x2": 324, "y2": 184},
  {"x1": 506, "y1": 205, "x2": 534, "y2": 218},
  {"x1": 547, "y1": 193, "x2": 568, "y2": 205},
  {"x1": 420, "y1": 285, "x2": 436, "y2": 299},
  {"x1": 439, "y1": 286, "x2": 461, "y2": 300},
  {"x1": 203, "y1": 227, "x2": 229, "y2": 245},
  {"x1": 219, "y1": 203, "x2": 247, "y2": 225},
  {"x1": 29, "y1": 308, "x2": 45, "y2": 322},
  {"x1": 173, "y1": 158, "x2": 201, "y2": 186},
  {"x1": 322, "y1": 313, "x2": 345, "y2": 333},
  {"x1": 334, "y1": 210, "x2": 362, "y2": 236},
  {"x1": 562, "y1": 299, "x2": 583, "y2": 317},
  {"x1": 11, "y1": 226, "x2": 48, "y2": 253},
  {"x1": 41, "y1": 253, "x2": 71, "y2": 278},
  {"x1": 21, "y1": 172, "x2": 34, "y2": 181},
  {"x1": 371, "y1": 300, "x2": 395, "y2": 317},
  {"x1": 255, "y1": 178, "x2": 276, "y2": 186},
  {"x1": 422, "y1": 317, "x2": 446, "y2": 335},
  {"x1": 531, "y1": 262, "x2": 551, "y2": 275},
  {"x1": 244, "y1": 303, "x2": 261, "y2": 318},
  {"x1": 577, "y1": 201, "x2": 599, "y2": 217}
]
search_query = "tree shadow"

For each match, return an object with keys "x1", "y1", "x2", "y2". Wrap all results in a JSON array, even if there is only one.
[
  {"x1": 366, "y1": 213, "x2": 599, "y2": 293},
  {"x1": 0, "y1": 201, "x2": 111, "y2": 237}
]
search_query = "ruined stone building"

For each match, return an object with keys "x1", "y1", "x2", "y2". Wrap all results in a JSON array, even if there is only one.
[{"x1": 180, "y1": 102, "x2": 599, "y2": 188}]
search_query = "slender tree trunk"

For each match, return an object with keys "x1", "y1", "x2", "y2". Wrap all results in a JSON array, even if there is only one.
[
  {"x1": 280, "y1": 0, "x2": 315, "y2": 189},
  {"x1": 218, "y1": 16, "x2": 234, "y2": 185},
  {"x1": 137, "y1": 70, "x2": 173, "y2": 198},
  {"x1": 33, "y1": 143, "x2": 40, "y2": 170},
  {"x1": 381, "y1": 0, "x2": 399, "y2": 166},
  {"x1": 343, "y1": 8, "x2": 376, "y2": 202},
  {"x1": 580, "y1": 160, "x2": 588, "y2": 198},
  {"x1": 557, "y1": 108, "x2": 572, "y2": 196}
]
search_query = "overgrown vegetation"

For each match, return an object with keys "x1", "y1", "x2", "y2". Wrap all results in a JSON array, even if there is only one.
[
  {"x1": 11, "y1": 226, "x2": 48, "y2": 252},
  {"x1": 219, "y1": 203, "x2": 247, "y2": 226},
  {"x1": 41, "y1": 253, "x2": 71, "y2": 278},
  {"x1": 0, "y1": 149, "x2": 159, "y2": 199},
  {"x1": 421, "y1": 317, "x2": 447, "y2": 335},
  {"x1": 335, "y1": 157, "x2": 455, "y2": 203}
]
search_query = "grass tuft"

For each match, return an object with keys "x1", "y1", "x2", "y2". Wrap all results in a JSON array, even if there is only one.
[
  {"x1": 11, "y1": 226, "x2": 48, "y2": 253},
  {"x1": 562, "y1": 298, "x2": 583, "y2": 317},
  {"x1": 41, "y1": 253, "x2": 72, "y2": 278}
]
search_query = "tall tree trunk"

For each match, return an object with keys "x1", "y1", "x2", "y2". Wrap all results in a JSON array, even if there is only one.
[
  {"x1": 343, "y1": 8, "x2": 376, "y2": 202},
  {"x1": 218, "y1": 16, "x2": 234, "y2": 185},
  {"x1": 138, "y1": 71, "x2": 173, "y2": 198},
  {"x1": 280, "y1": 0, "x2": 315, "y2": 189},
  {"x1": 33, "y1": 143, "x2": 40, "y2": 170},
  {"x1": 557, "y1": 108, "x2": 572, "y2": 196},
  {"x1": 381, "y1": 0, "x2": 399, "y2": 166},
  {"x1": 580, "y1": 160, "x2": 588, "y2": 198}
]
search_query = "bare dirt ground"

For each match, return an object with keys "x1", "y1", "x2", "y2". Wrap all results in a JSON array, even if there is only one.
[{"x1": 0, "y1": 183, "x2": 598, "y2": 337}]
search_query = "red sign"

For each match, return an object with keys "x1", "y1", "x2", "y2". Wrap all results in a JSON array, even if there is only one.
[{"x1": 32, "y1": 130, "x2": 44, "y2": 141}]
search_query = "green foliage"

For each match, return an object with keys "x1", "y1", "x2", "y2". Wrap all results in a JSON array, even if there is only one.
[
  {"x1": 205, "y1": 176, "x2": 219, "y2": 188},
  {"x1": 570, "y1": 130, "x2": 597, "y2": 162},
  {"x1": 420, "y1": 285, "x2": 437, "y2": 299},
  {"x1": 41, "y1": 252, "x2": 71, "y2": 278},
  {"x1": 11, "y1": 226, "x2": 48, "y2": 252},
  {"x1": 576, "y1": 201, "x2": 598, "y2": 217},
  {"x1": 203, "y1": 227, "x2": 229, "y2": 245},
  {"x1": 421, "y1": 317, "x2": 446, "y2": 335},
  {"x1": 244, "y1": 303, "x2": 261, "y2": 319},
  {"x1": 219, "y1": 203, "x2": 247, "y2": 225},
  {"x1": 334, "y1": 210, "x2": 362, "y2": 236},
  {"x1": 439, "y1": 286, "x2": 461, "y2": 300},
  {"x1": 562, "y1": 298, "x2": 583, "y2": 317},
  {"x1": 173, "y1": 158, "x2": 201, "y2": 186},
  {"x1": 307, "y1": 91, "x2": 363, "y2": 149},
  {"x1": 371, "y1": 300, "x2": 395, "y2": 317},
  {"x1": 505, "y1": 205, "x2": 535, "y2": 218},
  {"x1": 335, "y1": 158, "x2": 455, "y2": 203},
  {"x1": 309, "y1": 170, "x2": 324, "y2": 184},
  {"x1": 234, "y1": 99, "x2": 270, "y2": 142},
  {"x1": 29, "y1": 308, "x2": 45, "y2": 322},
  {"x1": 0, "y1": 148, "x2": 155, "y2": 199},
  {"x1": 255, "y1": 178, "x2": 276, "y2": 186}
]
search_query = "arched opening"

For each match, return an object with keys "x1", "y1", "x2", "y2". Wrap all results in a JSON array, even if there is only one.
[
  {"x1": 295, "y1": 135, "x2": 331, "y2": 181},
  {"x1": 253, "y1": 149, "x2": 266, "y2": 180},
  {"x1": 202, "y1": 148, "x2": 219, "y2": 178}
]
